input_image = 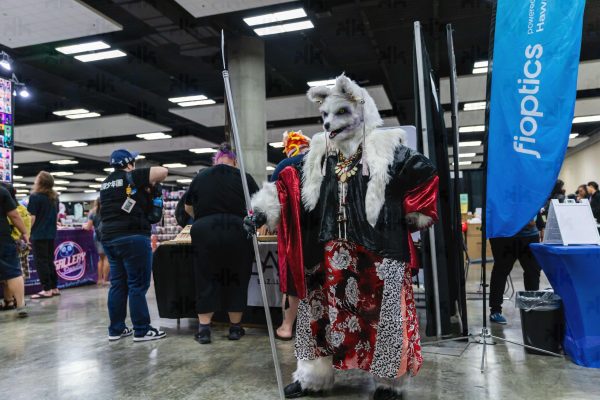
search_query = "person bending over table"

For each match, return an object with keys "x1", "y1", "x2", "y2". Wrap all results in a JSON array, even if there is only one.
[{"x1": 185, "y1": 142, "x2": 259, "y2": 345}]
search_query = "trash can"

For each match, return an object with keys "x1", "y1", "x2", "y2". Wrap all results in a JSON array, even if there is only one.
[{"x1": 516, "y1": 291, "x2": 564, "y2": 355}]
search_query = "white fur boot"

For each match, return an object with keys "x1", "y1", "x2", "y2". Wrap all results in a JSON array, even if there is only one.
[
  {"x1": 374, "y1": 375, "x2": 407, "y2": 399},
  {"x1": 292, "y1": 357, "x2": 335, "y2": 392}
]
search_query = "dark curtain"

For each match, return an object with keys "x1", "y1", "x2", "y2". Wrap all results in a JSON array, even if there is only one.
[{"x1": 413, "y1": 27, "x2": 468, "y2": 337}]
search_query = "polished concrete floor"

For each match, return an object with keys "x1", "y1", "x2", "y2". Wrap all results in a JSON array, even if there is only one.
[{"x1": 1, "y1": 265, "x2": 599, "y2": 400}]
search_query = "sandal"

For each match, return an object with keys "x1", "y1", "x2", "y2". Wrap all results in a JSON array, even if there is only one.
[
  {"x1": 1, "y1": 300, "x2": 16, "y2": 311},
  {"x1": 31, "y1": 292, "x2": 53, "y2": 299}
]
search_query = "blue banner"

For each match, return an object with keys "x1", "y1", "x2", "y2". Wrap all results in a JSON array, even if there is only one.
[{"x1": 486, "y1": 0, "x2": 586, "y2": 238}]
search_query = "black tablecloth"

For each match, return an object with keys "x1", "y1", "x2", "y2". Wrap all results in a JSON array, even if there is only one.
[{"x1": 152, "y1": 243, "x2": 282, "y2": 325}]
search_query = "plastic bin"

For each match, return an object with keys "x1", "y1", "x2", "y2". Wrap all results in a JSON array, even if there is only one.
[{"x1": 516, "y1": 291, "x2": 564, "y2": 355}]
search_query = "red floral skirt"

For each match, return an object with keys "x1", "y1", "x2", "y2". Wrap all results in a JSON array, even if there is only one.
[{"x1": 295, "y1": 240, "x2": 423, "y2": 379}]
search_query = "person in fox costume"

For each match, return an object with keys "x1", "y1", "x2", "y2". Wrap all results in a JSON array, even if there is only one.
[{"x1": 247, "y1": 74, "x2": 439, "y2": 400}]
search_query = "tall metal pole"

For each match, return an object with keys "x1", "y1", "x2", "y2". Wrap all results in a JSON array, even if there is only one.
[
  {"x1": 414, "y1": 21, "x2": 443, "y2": 340},
  {"x1": 221, "y1": 31, "x2": 285, "y2": 400}
]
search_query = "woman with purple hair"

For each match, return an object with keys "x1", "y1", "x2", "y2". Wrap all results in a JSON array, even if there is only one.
[{"x1": 184, "y1": 142, "x2": 259, "y2": 344}]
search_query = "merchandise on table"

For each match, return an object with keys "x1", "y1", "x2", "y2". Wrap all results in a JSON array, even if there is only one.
[{"x1": 152, "y1": 189, "x2": 185, "y2": 244}]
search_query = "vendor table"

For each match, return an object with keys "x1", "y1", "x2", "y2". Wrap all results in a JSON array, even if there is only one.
[
  {"x1": 530, "y1": 243, "x2": 600, "y2": 368},
  {"x1": 152, "y1": 241, "x2": 282, "y2": 325},
  {"x1": 25, "y1": 228, "x2": 98, "y2": 295}
]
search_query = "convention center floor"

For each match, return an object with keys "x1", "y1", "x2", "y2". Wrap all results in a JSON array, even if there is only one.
[{"x1": 1, "y1": 265, "x2": 599, "y2": 400}]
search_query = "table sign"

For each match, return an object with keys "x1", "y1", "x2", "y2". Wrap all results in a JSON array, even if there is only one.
[{"x1": 543, "y1": 199, "x2": 600, "y2": 246}]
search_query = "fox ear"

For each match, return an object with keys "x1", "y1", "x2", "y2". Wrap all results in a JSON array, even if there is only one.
[
  {"x1": 307, "y1": 86, "x2": 331, "y2": 104},
  {"x1": 335, "y1": 74, "x2": 364, "y2": 103}
]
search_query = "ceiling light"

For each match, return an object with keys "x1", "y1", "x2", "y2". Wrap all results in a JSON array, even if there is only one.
[
  {"x1": 459, "y1": 161, "x2": 472, "y2": 166},
  {"x1": 459, "y1": 141, "x2": 482, "y2": 147},
  {"x1": 168, "y1": 95, "x2": 207, "y2": 103},
  {"x1": 19, "y1": 87, "x2": 30, "y2": 98},
  {"x1": 474, "y1": 60, "x2": 489, "y2": 69},
  {"x1": 254, "y1": 20, "x2": 314, "y2": 36},
  {"x1": 266, "y1": 166, "x2": 275, "y2": 171},
  {"x1": 569, "y1": 133, "x2": 579, "y2": 139},
  {"x1": 463, "y1": 102, "x2": 486, "y2": 111},
  {"x1": 50, "y1": 160, "x2": 78, "y2": 165},
  {"x1": 307, "y1": 79, "x2": 336, "y2": 87},
  {"x1": 50, "y1": 172, "x2": 74, "y2": 176},
  {"x1": 53, "y1": 140, "x2": 88, "y2": 148},
  {"x1": 84, "y1": 190, "x2": 98, "y2": 193},
  {"x1": 459, "y1": 153, "x2": 477, "y2": 158},
  {"x1": 89, "y1": 184, "x2": 102, "y2": 189},
  {"x1": 53, "y1": 180, "x2": 70, "y2": 185},
  {"x1": 13, "y1": 175, "x2": 23, "y2": 180},
  {"x1": 65, "y1": 112, "x2": 101, "y2": 119},
  {"x1": 177, "y1": 99, "x2": 216, "y2": 107},
  {"x1": 163, "y1": 163, "x2": 187, "y2": 168},
  {"x1": 269, "y1": 142, "x2": 284, "y2": 148},
  {"x1": 177, "y1": 178, "x2": 193, "y2": 183},
  {"x1": 56, "y1": 41, "x2": 110, "y2": 55},
  {"x1": 459, "y1": 125, "x2": 485, "y2": 133},
  {"x1": 12, "y1": 165, "x2": 18, "y2": 169},
  {"x1": 12, "y1": 183, "x2": 26, "y2": 187},
  {"x1": 74, "y1": 50, "x2": 126, "y2": 63},
  {"x1": 94, "y1": 178, "x2": 105, "y2": 182},
  {"x1": 136, "y1": 132, "x2": 172, "y2": 140},
  {"x1": 16, "y1": 194, "x2": 26, "y2": 198},
  {"x1": 244, "y1": 8, "x2": 307, "y2": 26},
  {"x1": 54, "y1": 186, "x2": 68, "y2": 191},
  {"x1": 16, "y1": 189, "x2": 29, "y2": 193},
  {"x1": 0, "y1": 51, "x2": 12, "y2": 71},
  {"x1": 53, "y1": 109, "x2": 90, "y2": 116},
  {"x1": 104, "y1": 167, "x2": 114, "y2": 172},
  {"x1": 572, "y1": 115, "x2": 600, "y2": 124},
  {"x1": 136, "y1": 154, "x2": 145, "y2": 159},
  {"x1": 189, "y1": 148, "x2": 218, "y2": 154},
  {"x1": 472, "y1": 67, "x2": 488, "y2": 74}
]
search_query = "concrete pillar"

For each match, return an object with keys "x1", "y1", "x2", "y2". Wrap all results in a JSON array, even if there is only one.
[{"x1": 228, "y1": 36, "x2": 267, "y2": 184}]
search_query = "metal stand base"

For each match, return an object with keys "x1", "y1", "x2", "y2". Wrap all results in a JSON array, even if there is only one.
[{"x1": 424, "y1": 326, "x2": 562, "y2": 373}]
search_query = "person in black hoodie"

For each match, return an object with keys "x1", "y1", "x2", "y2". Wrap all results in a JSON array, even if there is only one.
[{"x1": 587, "y1": 181, "x2": 600, "y2": 226}]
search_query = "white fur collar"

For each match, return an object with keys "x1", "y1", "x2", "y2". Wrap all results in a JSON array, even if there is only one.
[{"x1": 301, "y1": 127, "x2": 406, "y2": 227}]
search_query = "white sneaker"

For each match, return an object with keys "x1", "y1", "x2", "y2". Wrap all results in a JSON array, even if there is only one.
[
  {"x1": 133, "y1": 327, "x2": 166, "y2": 342},
  {"x1": 108, "y1": 327, "x2": 134, "y2": 341}
]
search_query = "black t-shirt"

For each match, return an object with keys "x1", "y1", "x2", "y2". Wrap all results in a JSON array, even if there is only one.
[
  {"x1": 27, "y1": 192, "x2": 58, "y2": 241},
  {"x1": 99, "y1": 168, "x2": 152, "y2": 241},
  {"x1": 0, "y1": 186, "x2": 16, "y2": 242},
  {"x1": 185, "y1": 164, "x2": 259, "y2": 220}
]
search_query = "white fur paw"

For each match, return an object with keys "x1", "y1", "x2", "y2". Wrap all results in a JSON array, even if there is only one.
[{"x1": 405, "y1": 212, "x2": 433, "y2": 230}]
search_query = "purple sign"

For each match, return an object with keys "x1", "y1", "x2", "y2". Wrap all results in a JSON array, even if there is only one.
[{"x1": 25, "y1": 229, "x2": 99, "y2": 294}]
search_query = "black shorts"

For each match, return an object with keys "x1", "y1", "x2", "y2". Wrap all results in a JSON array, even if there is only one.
[{"x1": 0, "y1": 240, "x2": 22, "y2": 280}]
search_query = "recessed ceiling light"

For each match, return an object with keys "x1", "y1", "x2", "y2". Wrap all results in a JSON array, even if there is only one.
[
  {"x1": 177, "y1": 99, "x2": 216, "y2": 107},
  {"x1": 472, "y1": 67, "x2": 488, "y2": 74},
  {"x1": 189, "y1": 148, "x2": 218, "y2": 154},
  {"x1": 89, "y1": 184, "x2": 102, "y2": 189},
  {"x1": 53, "y1": 140, "x2": 88, "y2": 148},
  {"x1": 569, "y1": 133, "x2": 579, "y2": 139},
  {"x1": 104, "y1": 167, "x2": 114, "y2": 172},
  {"x1": 136, "y1": 154, "x2": 146, "y2": 159},
  {"x1": 266, "y1": 166, "x2": 275, "y2": 171},
  {"x1": 459, "y1": 153, "x2": 477, "y2": 158},
  {"x1": 136, "y1": 132, "x2": 172, "y2": 140},
  {"x1": 451, "y1": 161, "x2": 473, "y2": 167},
  {"x1": 163, "y1": 163, "x2": 187, "y2": 168},
  {"x1": 65, "y1": 112, "x2": 101, "y2": 119},
  {"x1": 307, "y1": 79, "x2": 336, "y2": 87},
  {"x1": 168, "y1": 95, "x2": 207, "y2": 103},
  {"x1": 84, "y1": 190, "x2": 98, "y2": 193},
  {"x1": 473, "y1": 60, "x2": 488, "y2": 69},
  {"x1": 244, "y1": 8, "x2": 307, "y2": 26},
  {"x1": 12, "y1": 183, "x2": 26, "y2": 187},
  {"x1": 177, "y1": 178, "x2": 193, "y2": 183},
  {"x1": 269, "y1": 142, "x2": 285, "y2": 148},
  {"x1": 12, "y1": 165, "x2": 18, "y2": 169},
  {"x1": 54, "y1": 186, "x2": 68, "y2": 191},
  {"x1": 56, "y1": 41, "x2": 110, "y2": 55},
  {"x1": 94, "y1": 178, "x2": 106, "y2": 182},
  {"x1": 459, "y1": 125, "x2": 485, "y2": 133},
  {"x1": 53, "y1": 108, "x2": 90, "y2": 116},
  {"x1": 74, "y1": 50, "x2": 126, "y2": 62},
  {"x1": 16, "y1": 189, "x2": 29, "y2": 193},
  {"x1": 572, "y1": 115, "x2": 600, "y2": 124},
  {"x1": 12, "y1": 175, "x2": 23, "y2": 180},
  {"x1": 463, "y1": 102, "x2": 486, "y2": 111},
  {"x1": 16, "y1": 194, "x2": 26, "y2": 198},
  {"x1": 459, "y1": 141, "x2": 482, "y2": 147},
  {"x1": 53, "y1": 180, "x2": 70, "y2": 185},
  {"x1": 50, "y1": 159, "x2": 78, "y2": 165},
  {"x1": 50, "y1": 171, "x2": 74, "y2": 176},
  {"x1": 254, "y1": 20, "x2": 314, "y2": 36}
]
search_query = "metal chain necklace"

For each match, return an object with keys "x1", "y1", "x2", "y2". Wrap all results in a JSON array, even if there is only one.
[{"x1": 334, "y1": 145, "x2": 363, "y2": 183}]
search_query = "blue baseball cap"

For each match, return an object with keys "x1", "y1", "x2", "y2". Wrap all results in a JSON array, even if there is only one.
[{"x1": 109, "y1": 149, "x2": 139, "y2": 168}]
